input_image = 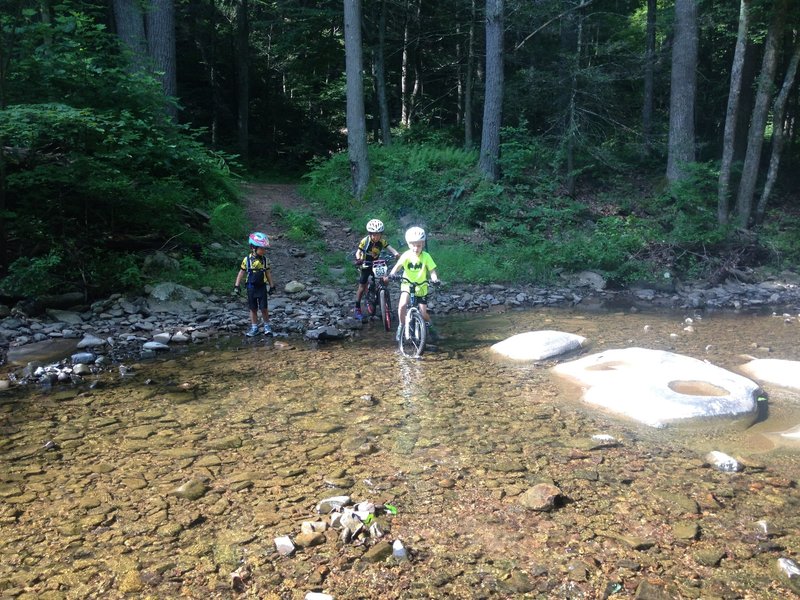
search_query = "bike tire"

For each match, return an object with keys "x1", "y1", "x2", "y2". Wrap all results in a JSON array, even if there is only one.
[
  {"x1": 366, "y1": 280, "x2": 377, "y2": 317},
  {"x1": 380, "y1": 288, "x2": 392, "y2": 332},
  {"x1": 399, "y1": 310, "x2": 426, "y2": 358}
]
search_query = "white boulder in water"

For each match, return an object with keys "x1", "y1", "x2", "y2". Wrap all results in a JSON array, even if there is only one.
[
  {"x1": 739, "y1": 358, "x2": 800, "y2": 390},
  {"x1": 552, "y1": 348, "x2": 760, "y2": 428},
  {"x1": 490, "y1": 330, "x2": 586, "y2": 361}
]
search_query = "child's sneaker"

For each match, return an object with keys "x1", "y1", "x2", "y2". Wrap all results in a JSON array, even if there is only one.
[
  {"x1": 354, "y1": 306, "x2": 363, "y2": 321},
  {"x1": 246, "y1": 324, "x2": 259, "y2": 337},
  {"x1": 263, "y1": 323, "x2": 272, "y2": 336},
  {"x1": 426, "y1": 322, "x2": 439, "y2": 342}
]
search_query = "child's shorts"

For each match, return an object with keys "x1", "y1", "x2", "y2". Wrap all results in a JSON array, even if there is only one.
[{"x1": 247, "y1": 286, "x2": 268, "y2": 311}]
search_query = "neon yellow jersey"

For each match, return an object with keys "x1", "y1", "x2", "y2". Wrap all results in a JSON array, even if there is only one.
[
  {"x1": 397, "y1": 250, "x2": 436, "y2": 295},
  {"x1": 240, "y1": 253, "x2": 271, "y2": 287}
]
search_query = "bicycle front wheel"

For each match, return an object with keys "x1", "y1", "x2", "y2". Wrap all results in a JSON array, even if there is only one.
[
  {"x1": 380, "y1": 288, "x2": 392, "y2": 332},
  {"x1": 399, "y1": 309, "x2": 426, "y2": 358}
]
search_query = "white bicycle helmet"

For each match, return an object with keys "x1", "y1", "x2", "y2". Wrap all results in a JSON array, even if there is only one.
[
  {"x1": 405, "y1": 226, "x2": 426, "y2": 243},
  {"x1": 249, "y1": 231, "x2": 270, "y2": 248},
  {"x1": 366, "y1": 219, "x2": 385, "y2": 233}
]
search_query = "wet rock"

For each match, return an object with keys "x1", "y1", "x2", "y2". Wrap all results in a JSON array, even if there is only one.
[
  {"x1": 693, "y1": 547, "x2": 726, "y2": 567},
  {"x1": 518, "y1": 483, "x2": 562, "y2": 511},
  {"x1": 777, "y1": 557, "x2": 800, "y2": 593},
  {"x1": 491, "y1": 330, "x2": 586, "y2": 361},
  {"x1": 705, "y1": 450, "x2": 742, "y2": 472},
  {"x1": 316, "y1": 495, "x2": 351, "y2": 514},
  {"x1": 170, "y1": 478, "x2": 209, "y2": 501},
  {"x1": 295, "y1": 531, "x2": 325, "y2": 548},
  {"x1": 634, "y1": 580, "x2": 673, "y2": 599},
  {"x1": 363, "y1": 540, "x2": 393, "y2": 563},
  {"x1": 499, "y1": 569, "x2": 534, "y2": 593},
  {"x1": 672, "y1": 522, "x2": 699, "y2": 541},
  {"x1": 274, "y1": 535, "x2": 295, "y2": 556}
]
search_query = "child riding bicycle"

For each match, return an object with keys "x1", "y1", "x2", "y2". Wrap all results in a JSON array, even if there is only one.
[
  {"x1": 353, "y1": 219, "x2": 400, "y2": 321},
  {"x1": 389, "y1": 226, "x2": 440, "y2": 341}
]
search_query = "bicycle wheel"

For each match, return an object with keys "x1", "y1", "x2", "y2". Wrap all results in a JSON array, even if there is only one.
[
  {"x1": 366, "y1": 280, "x2": 377, "y2": 317},
  {"x1": 380, "y1": 288, "x2": 392, "y2": 332},
  {"x1": 399, "y1": 309, "x2": 426, "y2": 358}
]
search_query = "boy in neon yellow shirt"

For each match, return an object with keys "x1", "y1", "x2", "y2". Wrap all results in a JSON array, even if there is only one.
[{"x1": 389, "y1": 226, "x2": 440, "y2": 341}]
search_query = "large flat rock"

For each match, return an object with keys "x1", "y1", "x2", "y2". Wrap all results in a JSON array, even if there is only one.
[
  {"x1": 491, "y1": 330, "x2": 587, "y2": 361},
  {"x1": 552, "y1": 347, "x2": 760, "y2": 428},
  {"x1": 739, "y1": 358, "x2": 800, "y2": 390}
]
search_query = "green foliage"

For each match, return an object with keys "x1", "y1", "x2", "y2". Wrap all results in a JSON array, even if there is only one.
[
  {"x1": 271, "y1": 205, "x2": 323, "y2": 244},
  {"x1": 0, "y1": 1, "x2": 241, "y2": 298},
  {"x1": 210, "y1": 203, "x2": 248, "y2": 241},
  {"x1": 0, "y1": 251, "x2": 64, "y2": 297}
]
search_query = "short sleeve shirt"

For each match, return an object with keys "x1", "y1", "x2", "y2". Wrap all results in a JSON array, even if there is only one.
[
  {"x1": 397, "y1": 250, "x2": 436, "y2": 293},
  {"x1": 357, "y1": 236, "x2": 390, "y2": 261},
  {"x1": 240, "y1": 253, "x2": 271, "y2": 285}
]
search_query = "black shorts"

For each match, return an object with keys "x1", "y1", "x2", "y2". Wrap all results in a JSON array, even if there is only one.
[
  {"x1": 358, "y1": 266, "x2": 374, "y2": 285},
  {"x1": 247, "y1": 285, "x2": 268, "y2": 311}
]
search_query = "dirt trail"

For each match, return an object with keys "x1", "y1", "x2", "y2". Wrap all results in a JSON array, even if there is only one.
[{"x1": 242, "y1": 183, "x2": 357, "y2": 289}]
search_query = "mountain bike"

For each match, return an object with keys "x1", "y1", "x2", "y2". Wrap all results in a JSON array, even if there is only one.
[
  {"x1": 392, "y1": 276, "x2": 438, "y2": 358},
  {"x1": 362, "y1": 256, "x2": 394, "y2": 332}
]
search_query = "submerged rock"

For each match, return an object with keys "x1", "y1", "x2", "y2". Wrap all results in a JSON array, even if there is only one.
[{"x1": 739, "y1": 358, "x2": 800, "y2": 390}]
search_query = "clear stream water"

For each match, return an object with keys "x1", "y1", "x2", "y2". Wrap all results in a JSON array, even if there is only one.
[{"x1": 1, "y1": 306, "x2": 799, "y2": 599}]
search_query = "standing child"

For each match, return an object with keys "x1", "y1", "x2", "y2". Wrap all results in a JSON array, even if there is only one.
[
  {"x1": 389, "y1": 226, "x2": 440, "y2": 341},
  {"x1": 353, "y1": 219, "x2": 400, "y2": 320},
  {"x1": 234, "y1": 232, "x2": 276, "y2": 336}
]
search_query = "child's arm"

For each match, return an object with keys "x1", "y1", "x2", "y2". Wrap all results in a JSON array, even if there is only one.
[
  {"x1": 429, "y1": 268, "x2": 440, "y2": 283},
  {"x1": 234, "y1": 268, "x2": 245, "y2": 293},
  {"x1": 386, "y1": 244, "x2": 400, "y2": 258},
  {"x1": 266, "y1": 268, "x2": 274, "y2": 288}
]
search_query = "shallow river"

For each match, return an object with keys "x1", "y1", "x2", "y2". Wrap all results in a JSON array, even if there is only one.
[{"x1": 2, "y1": 307, "x2": 800, "y2": 599}]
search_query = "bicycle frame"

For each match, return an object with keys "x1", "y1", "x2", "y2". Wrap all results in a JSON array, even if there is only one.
[{"x1": 394, "y1": 276, "x2": 434, "y2": 358}]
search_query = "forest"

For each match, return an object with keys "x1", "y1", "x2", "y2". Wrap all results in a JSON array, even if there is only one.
[{"x1": 2, "y1": 0, "x2": 800, "y2": 299}]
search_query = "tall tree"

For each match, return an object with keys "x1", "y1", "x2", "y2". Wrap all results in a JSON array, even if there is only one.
[
  {"x1": 373, "y1": 0, "x2": 391, "y2": 145},
  {"x1": 734, "y1": 0, "x2": 787, "y2": 228},
  {"x1": 479, "y1": 0, "x2": 503, "y2": 181},
  {"x1": 146, "y1": 0, "x2": 177, "y2": 120},
  {"x1": 717, "y1": 0, "x2": 750, "y2": 225},
  {"x1": 755, "y1": 39, "x2": 800, "y2": 223},
  {"x1": 666, "y1": 0, "x2": 698, "y2": 185},
  {"x1": 235, "y1": 0, "x2": 249, "y2": 163},
  {"x1": 344, "y1": 0, "x2": 369, "y2": 198},
  {"x1": 464, "y1": 0, "x2": 476, "y2": 149},
  {"x1": 641, "y1": 0, "x2": 656, "y2": 153},
  {"x1": 112, "y1": 0, "x2": 147, "y2": 71}
]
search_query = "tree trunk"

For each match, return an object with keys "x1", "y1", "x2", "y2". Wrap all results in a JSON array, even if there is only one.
[
  {"x1": 344, "y1": 0, "x2": 370, "y2": 198},
  {"x1": 464, "y1": 0, "x2": 476, "y2": 149},
  {"x1": 717, "y1": 0, "x2": 749, "y2": 225},
  {"x1": 479, "y1": 0, "x2": 503, "y2": 181},
  {"x1": 734, "y1": 0, "x2": 787, "y2": 228},
  {"x1": 565, "y1": 6, "x2": 583, "y2": 196},
  {"x1": 374, "y1": 0, "x2": 391, "y2": 145},
  {"x1": 191, "y1": 0, "x2": 221, "y2": 146},
  {"x1": 112, "y1": 0, "x2": 147, "y2": 72},
  {"x1": 755, "y1": 39, "x2": 800, "y2": 223},
  {"x1": 641, "y1": 0, "x2": 656, "y2": 153},
  {"x1": 146, "y1": 0, "x2": 177, "y2": 120},
  {"x1": 666, "y1": 0, "x2": 698, "y2": 184},
  {"x1": 401, "y1": 0, "x2": 411, "y2": 127},
  {"x1": 235, "y1": 0, "x2": 250, "y2": 164}
]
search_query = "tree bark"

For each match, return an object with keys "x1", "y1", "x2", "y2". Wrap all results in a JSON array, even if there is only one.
[
  {"x1": 755, "y1": 39, "x2": 800, "y2": 223},
  {"x1": 464, "y1": 0, "x2": 476, "y2": 149},
  {"x1": 235, "y1": 0, "x2": 249, "y2": 163},
  {"x1": 374, "y1": 0, "x2": 391, "y2": 145},
  {"x1": 479, "y1": 0, "x2": 503, "y2": 181},
  {"x1": 344, "y1": 0, "x2": 370, "y2": 198},
  {"x1": 146, "y1": 0, "x2": 177, "y2": 120},
  {"x1": 641, "y1": 0, "x2": 656, "y2": 154},
  {"x1": 734, "y1": 0, "x2": 787, "y2": 228},
  {"x1": 717, "y1": 0, "x2": 749, "y2": 225},
  {"x1": 666, "y1": 0, "x2": 698, "y2": 185},
  {"x1": 112, "y1": 0, "x2": 147, "y2": 72}
]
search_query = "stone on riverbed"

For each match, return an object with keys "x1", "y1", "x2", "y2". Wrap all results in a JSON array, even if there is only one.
[
  {"x1": 552, "y1": 348, "x2": 760, "y2": 428},
  {"x1": 739, "y1": 358, "x2": 800, "y2": 390},
  {"x1": 490, "y1": 330, "x2": 586, "y2": 361}
]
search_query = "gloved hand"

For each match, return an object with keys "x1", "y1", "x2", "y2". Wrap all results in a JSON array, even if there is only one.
[
  {"x1": 354, "y1": 259, "x2": 364, "y2": 268},
  {"x1": 389, "y1": 274, "x2": 400, "y2": 280},
  {"x1": 233, "y1": 285, "x2": 241, "y2": 296},
  {"x1": 269, "y1": 285, "x2": 276, "y2": 293},
  {"x1": 431, "y1": 280, "x2": 442, "y2": 286}
]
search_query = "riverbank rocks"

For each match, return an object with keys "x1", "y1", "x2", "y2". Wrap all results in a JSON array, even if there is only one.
[
  {"x1": 490, "y1": 330, "x2": 586, "y2": 361},
  {"x1": 552, "y1": 348, "x2": 761, "y2": 427},
  {"x1": 739, "y1": 358, "x2": 800, "y2": 390}
]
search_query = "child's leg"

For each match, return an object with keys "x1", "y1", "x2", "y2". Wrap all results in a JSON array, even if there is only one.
[
  {"x1": 397, "y1": 292, "x2": 409, "y2": 325},
  {"x1": 249, "y1": 309, "x2": 258, "y2": 324},
  {"x1": 419, "y1": 303, "x2": 430, "y2": 322},
  {"x1": 355, "y1": 282, "x2": 366, "y2": 305}
]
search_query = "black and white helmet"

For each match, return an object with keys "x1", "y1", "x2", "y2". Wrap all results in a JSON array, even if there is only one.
[{"x1": 366, "y1": 219, "x2": 385, "y2": 233}]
